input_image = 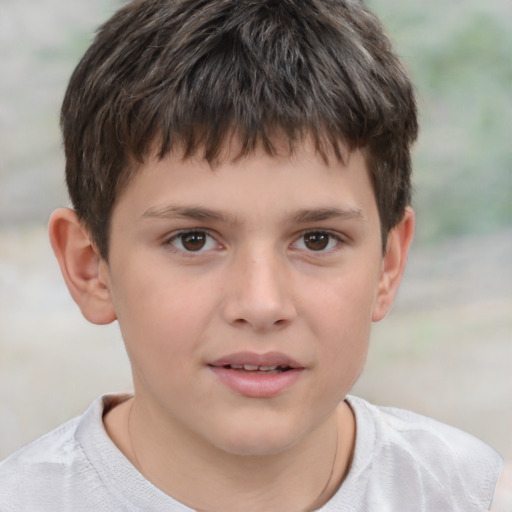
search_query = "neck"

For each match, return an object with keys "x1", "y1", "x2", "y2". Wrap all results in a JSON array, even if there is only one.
[{"x1": 105, "y1": 396, "x2": 355, "y2": 512}]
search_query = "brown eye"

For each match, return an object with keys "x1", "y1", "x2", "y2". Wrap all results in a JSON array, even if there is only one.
[
  {"x1": 303, "y1": 232, "x2": 330, "y2": 251},
  {"x1": 168, "y1": 230, "x2": 219, "y2": 253},
  {"x1": 180, "y1": 232, "x2": 207, "y2": 251}
]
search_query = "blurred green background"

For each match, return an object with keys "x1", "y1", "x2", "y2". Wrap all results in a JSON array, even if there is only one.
[
  {"x1": 368, "y1": 0, "x2": 512, "y2": 245},
  {"x1": 0, "y1": 0, "x2": 511, "y2": 479}
]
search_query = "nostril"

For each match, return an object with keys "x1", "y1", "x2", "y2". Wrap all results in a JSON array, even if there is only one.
[{"x1": 232, "y1": 318, "x2": 249, "y2": 326}]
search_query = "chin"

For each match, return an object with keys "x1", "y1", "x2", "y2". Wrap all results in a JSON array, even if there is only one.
[{"x1": 208, "y1": 418, "x2": 302, "y2": 457}]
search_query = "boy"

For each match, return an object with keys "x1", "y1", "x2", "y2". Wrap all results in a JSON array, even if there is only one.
[{"x1": 0, "y1": 0, "x2": 503, "y2": 510}]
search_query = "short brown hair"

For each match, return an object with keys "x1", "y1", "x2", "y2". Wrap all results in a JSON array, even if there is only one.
[{"x1": 61, "y1": 0, "x2": 418, "y2": 259}]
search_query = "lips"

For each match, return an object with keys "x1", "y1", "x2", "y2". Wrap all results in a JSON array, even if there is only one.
[{"x1": 208, "y1": 351, "x2": 305, "y2": 398}]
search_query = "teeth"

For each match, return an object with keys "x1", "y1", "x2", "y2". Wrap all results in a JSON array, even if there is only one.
[
  {"x1": 243, "y1": 364, "x2": 259, "y2": 371},
  {"x1": 224, "y1": 364, "x2": 287, "y2": 372}
]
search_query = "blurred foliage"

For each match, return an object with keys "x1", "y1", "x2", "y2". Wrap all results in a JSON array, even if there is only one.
[{"x1": 367, "y1": 0, "x2": 512, "y2": 245}]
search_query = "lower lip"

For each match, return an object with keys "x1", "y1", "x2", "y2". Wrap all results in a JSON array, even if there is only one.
[{"x1": 209, "y1": 367, "x2": 304, "y2": 398}]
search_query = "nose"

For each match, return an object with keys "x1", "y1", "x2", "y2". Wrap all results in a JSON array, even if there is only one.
[{"x1": 221, "y1": 247, "x2": 297, "y2": 332}]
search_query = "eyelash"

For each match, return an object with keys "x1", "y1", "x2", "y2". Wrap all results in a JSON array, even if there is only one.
[{"x1": 164, "y1": 229, "x2": 346, "y2": 255}]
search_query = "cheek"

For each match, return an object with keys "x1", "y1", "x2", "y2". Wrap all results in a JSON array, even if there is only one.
[
  {"x1": 110, "y1": 265, "x2": 209, "y2": 372},
  {"x1": 307, "y1": 266, "x2": 378, "y2": 334},
  {"x1": 303, "y1": 270, "x2": 377, "y2": 384}
]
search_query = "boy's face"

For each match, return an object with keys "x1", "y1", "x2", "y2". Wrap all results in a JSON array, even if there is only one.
[{"x1": 99, "y1": 139, "x2": 402, "y2": 456}]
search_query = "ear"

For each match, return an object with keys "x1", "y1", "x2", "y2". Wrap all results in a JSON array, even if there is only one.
[
  {"x1": 48, "y1": 208, "x2": 117, "y2": 325},
  {"x1": 372, "y1": 207, "x2": 415, "y2": 322}
]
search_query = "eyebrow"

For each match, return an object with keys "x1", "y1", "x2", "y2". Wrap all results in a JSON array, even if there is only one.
[
  {"x1": 142, "y1": 205, "x2": 236, "y2": 224},
  {"x1": 291, "y1": 207, "x2": 364, "y2": 223},
  {"x1": 142, "y1": 204, "x2": 364, "y2": 224}
]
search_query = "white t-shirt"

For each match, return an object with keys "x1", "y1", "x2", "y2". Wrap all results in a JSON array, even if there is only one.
[{"x1": 0, "y1": 394, "x2": 502, "y2": 511}]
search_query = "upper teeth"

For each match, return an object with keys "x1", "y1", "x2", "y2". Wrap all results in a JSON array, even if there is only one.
[{"x1": 230, "y1": 364, "x2": 279, "y2": 371}]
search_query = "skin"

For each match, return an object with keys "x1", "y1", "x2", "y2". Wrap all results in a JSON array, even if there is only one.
[{"x1": 49, "y1": 139, "x2": 414, "y2": 511}]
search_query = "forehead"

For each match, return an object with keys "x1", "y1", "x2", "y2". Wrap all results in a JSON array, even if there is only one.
[
  {"x1": 113, "y1": 137, "x2": 378, "y2": 229},
  {"x1": 124, "y1": 132, "x2": 359, "y2": 193}
]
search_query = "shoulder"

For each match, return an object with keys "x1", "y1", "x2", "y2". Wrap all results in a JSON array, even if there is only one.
[
  {"x1": 371, "y1": 400, "x2": 502, "y2": 480},
  {"x1": 0, "y1": 396, "x2": 118, "y2": 512},
  {"x1": 0, "y1": 415, "x2": 81, "y2": 468},
  {"x1": 339, "y1": 396, "x2": 503, "y2": 512}
]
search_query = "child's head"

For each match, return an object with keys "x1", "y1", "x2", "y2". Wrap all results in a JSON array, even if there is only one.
[
  {"x1": 50, "y1": 0, "x2": 418, "y2": 479},
  {"x1": 61, "y1": 0, "x2": 417, "y2": 260}
]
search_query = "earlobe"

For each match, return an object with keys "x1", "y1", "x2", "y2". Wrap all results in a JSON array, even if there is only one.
[
  {"x1": 372, "y1": 207, "x2": 415, "y2": 322},
  {"x1": 48, "y1": 208, "x2": 117, "y2": 325}
]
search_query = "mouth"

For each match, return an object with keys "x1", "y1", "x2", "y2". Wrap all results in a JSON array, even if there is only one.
[{"x1": 208, "y1": 352, "x2": 305, "y2": 398}]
